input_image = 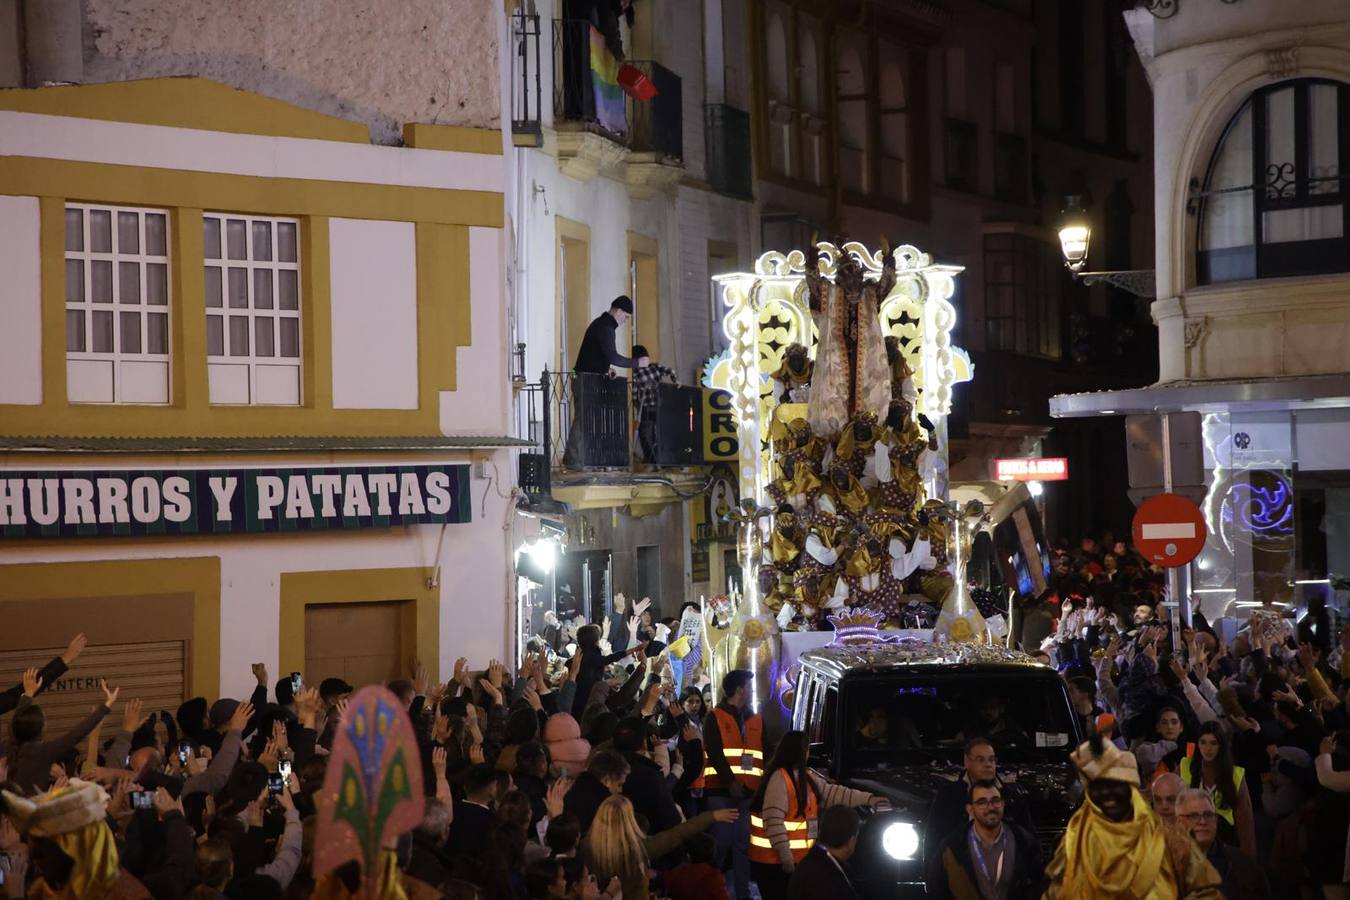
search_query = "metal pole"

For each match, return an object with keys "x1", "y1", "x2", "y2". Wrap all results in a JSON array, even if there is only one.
[{"x1": 1161, "y1": 413, "x2": 1190, "y2": 651}]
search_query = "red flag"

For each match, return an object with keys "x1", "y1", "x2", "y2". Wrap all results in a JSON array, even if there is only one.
[{"x1": 618, "y1": 64, "x2": 658, "y2": 101}]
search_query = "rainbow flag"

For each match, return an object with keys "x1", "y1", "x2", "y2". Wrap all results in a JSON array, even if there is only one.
[{"x1": 589, "y1": 26, "x2": 626, "y2": 134}]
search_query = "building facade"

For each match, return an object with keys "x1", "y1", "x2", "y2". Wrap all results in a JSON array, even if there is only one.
[
  {"x1": 504, "y1": 0, "x2": 757, "y2": 633},
  {"x1": 0, "y1": 2, "x2": 517, "y2": 714},
  {"x1": 1053, "y1": 0, "x2": 1350, "y2": 618},
  {"x1": 744, "y1": 0, "x2": 1158, "y2": 543}
]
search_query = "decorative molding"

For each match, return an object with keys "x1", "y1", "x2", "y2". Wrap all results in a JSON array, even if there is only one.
[
  {"x1": 624, "y1": 153, "x2": 684, "y2": 200},
  {"x1": 554, "y1": 128, "x2": 630, "y2": 182},
  {"x1": 1184, "y1": 316, "x2": 1208, "y2": 348},
  {"x1": 1265, "y1": 45, "x2": 1301, "y2": 79}
]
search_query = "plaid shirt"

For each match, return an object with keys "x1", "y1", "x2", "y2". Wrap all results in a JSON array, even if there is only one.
[{"x1": 632, "y1": 363, "x2": 676, "y2": 412}]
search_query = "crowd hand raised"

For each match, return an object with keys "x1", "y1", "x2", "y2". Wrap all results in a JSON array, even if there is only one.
[
  {"x1": 108, "y1": 778, "x2": 135, "y2": 817},
  {"x1": 567, "y1": 648, "x2": 583, "y2": 683},
  {"x1": 1272, "y1": 687, "x2": 1303, "y2": 708},
  {"x1": 1297, "y1": 643, "x2": 1319, "y2": 675},
  {"x1": 614, "y1": 592, "x2": 627, "y2": 615},
  {"x1": 453, "y1": 657, "x2": 474, "y2": 692},
  {"x1": 603, "y1": 876, "x2": 622, "y2": 899},
  {"x1": 271, "y1": 719, "x2": 289, "y2": 753},
  {"x1": 479, "y1": 675, "x2": 503, "y2": 706},
  {"x1": 546, "y1": 776, "x2": 572, "y2": 818},
  {"x1": 488, "y1": 659, "x2": 506, "y2": 690},
  {"x1": 49, "y1": 763, "x2": 69, "y2": 791},
  {"x1": 122, "y1": 697, "x2": 148, "y2": 733},
  {"x1": 468, "y1": 743, "x2": 486, "y2": 765},
  {"x1": 411, "y1": 658, "x2": 430, "y2": 696},
  {"x1": 99, "y1": 678, "x2": 120, "y2": 709},
  {"x1": 633, "y1": 597, "x2": 652, "y2": 619},
  {"x1": 251, "y1": 662, "x2": 269, "y2": 686},
  {"x1": 334, "y1": 697, "x2": 351, "y2": 725},
  {"x1": 245, "y1": 788, "x2": 267, "y2": 829},
  {"x1": 258, "y1": 738, "x2": 280, "y2": 771},
  {"x1": 62, "y1": 632, "x2": 89, "y2": 665},
  {"x1": 227, "y1": 700, "x2": 255, "y2": 734},
  {"x1": 523, "y1": 686, "x2": 544, "y2": 713},
  {"x1": 1168, "y1": 658, "x2": 1188, "y2": 682},
  {"x1": 680, "y1": 721, "x2": 701, "y2": 743},
  {"x1": 431, "y1": 746, "x2": 448, "y2": 779},
  {"x1": 0, "y1": 815, "x2": 20, "y2": 850},
  {"x1": 21, "y1": 668, "x2": 42, "y2": 699},
  {"x1": 710, "y1": 807, "x2": 740, "y2": 823},
  {"x1": 1321, "y1": 734, "x2": 1337, "y2": 757},
  {"x1": 295, "y1": 688, "x2": 320, "y2": 728}
]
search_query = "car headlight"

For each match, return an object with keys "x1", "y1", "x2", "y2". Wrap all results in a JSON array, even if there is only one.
[{"x1": 881, "y1": 821, "x2": 920, "y2": 860}]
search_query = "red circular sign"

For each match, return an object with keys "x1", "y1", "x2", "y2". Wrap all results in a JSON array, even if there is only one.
[{"x1": 1132, "y1": 493, "x2": 1208, "y2": 568}]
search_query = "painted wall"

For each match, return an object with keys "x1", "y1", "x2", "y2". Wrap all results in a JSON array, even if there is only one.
[
  {"x1": 0, "y1": 451, "x2": 513, "y2": 701},
  {"x1": 0, "y1": 194, "x2": 41, "y2": 406},
  {"x1": 1126, "y1": 3, "x2": 1350, "y2": 383},
  {"x1": 68, "y1": 0, "x2": 501, "y2": 144}
]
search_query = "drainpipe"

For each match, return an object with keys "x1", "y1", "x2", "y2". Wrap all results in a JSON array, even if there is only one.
[{"x1": 24, "y1": 0, "x2": 82, "y2": 85}]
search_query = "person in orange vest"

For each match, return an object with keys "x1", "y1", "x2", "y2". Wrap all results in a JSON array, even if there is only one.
[
  {"x1": 749, "y1": 730, "x2": 888, "y2": 900},
  {"x1": 700, "y1": 670, "x2": 763, "y2": 900}
]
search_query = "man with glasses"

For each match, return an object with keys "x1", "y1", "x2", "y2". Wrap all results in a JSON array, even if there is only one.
[
  {"x1": 1176, "y1": 789, "x2": 1270, "y2": 900},
  {"x1": 925, "y1": 738, "x2": 1034, "y2": 867},
  {"x1": 925, "y1": 780, "x2": 1043, "y2": 899}
]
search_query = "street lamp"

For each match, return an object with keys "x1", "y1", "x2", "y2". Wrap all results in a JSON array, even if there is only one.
[{"x1": 1057, "y1": 194, "x2": 1157, "y2": 299}]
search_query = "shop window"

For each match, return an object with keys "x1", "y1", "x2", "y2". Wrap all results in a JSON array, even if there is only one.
[
  {"x1": 203, "y1": 213, "x2": 302, "y2": 405},
  {"x1": 64, "y1": 204, "x2": 172, "y2": 404},
  {"x1": 1196, "y1": 78, "x2": 1350, "y2": 285}
]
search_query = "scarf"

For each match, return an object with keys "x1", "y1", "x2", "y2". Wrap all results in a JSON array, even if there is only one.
[
  {"x1": 1056, "y1": 790, "x2": 1176, "y2": 899},
  {"x1": 29, "y1": 820, "x2": 122, "y2": 900}
]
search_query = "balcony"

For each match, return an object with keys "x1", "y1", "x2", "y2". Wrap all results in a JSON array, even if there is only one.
[
  {"x1": 550, "y1": 20, "x2": 684, "y2": 190},
  {"x1": 515, "y1": 370, "x2": 723, "y2": 512},
  {"x1": 624, "y1": 60, "x2": 684, "y2": 198},
  {"x1": 510, "y1": 12, "x2": 542, "y2": 147},
  {"x1": 705, "y1": 104, "x2": 753, "y2": 200}
]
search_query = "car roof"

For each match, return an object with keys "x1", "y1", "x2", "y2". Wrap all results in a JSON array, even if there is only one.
[{"x1": 798, "y1": 638, "x2": 1056, "y2": 681}]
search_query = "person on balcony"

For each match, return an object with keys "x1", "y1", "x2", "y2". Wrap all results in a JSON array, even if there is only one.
[
  {"x1": 565, "y1": 296, "x2": 638, "y2": 467},
  {"x1": 631, "y1": 344, "x2": 677, "y2": 463}
]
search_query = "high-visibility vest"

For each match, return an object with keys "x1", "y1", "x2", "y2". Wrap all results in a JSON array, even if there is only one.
[
  {"x1": 750, "y1": 770, "x2": 819, "y2": 864},
  {"x1": 1179, "y1": 754, "x2": 1246, "y2": 827},
  {"x1": 1152, "y1": 742, "x2": 1196, "y2": 781},
  {"x1": 700, "y1": 707, "x2": 764, "y2": 791}
]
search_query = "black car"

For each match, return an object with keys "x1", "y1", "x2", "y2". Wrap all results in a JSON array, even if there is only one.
[{"x1": 790, "y1": 639, "x2": 1084, "y2": 898}]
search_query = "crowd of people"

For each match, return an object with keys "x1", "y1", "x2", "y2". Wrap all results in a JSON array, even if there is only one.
[{"x1": 1, "y1": 537, "x2": 1348, "y2": 899}]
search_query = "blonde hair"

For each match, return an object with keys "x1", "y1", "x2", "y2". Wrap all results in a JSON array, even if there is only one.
[{"x1": 585, "y1": 795, "x2": 649, "y2": 891}]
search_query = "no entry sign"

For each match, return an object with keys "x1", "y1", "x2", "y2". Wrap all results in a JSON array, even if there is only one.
[{"x1": 1132, "y1": 492, "x2": 1207, "y2": 568}]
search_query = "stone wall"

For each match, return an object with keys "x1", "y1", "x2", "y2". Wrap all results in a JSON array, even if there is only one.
[{"x1": 77, "y1": 0, "x2": 499, "y2": 144}]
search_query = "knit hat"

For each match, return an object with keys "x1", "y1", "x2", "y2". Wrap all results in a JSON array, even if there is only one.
[
  {"x1": 542, "y1": 713, "x2": 591, "y2": 776},
  {"x1": 2, "y1": 779, "x2": 110, "y2": 837},
  {"x1": 1070, "y1": 739, "x2": 1140, "y2": 787},
  {"x1": 209, "y1": 698, "x2": 239, "y2": 728}
]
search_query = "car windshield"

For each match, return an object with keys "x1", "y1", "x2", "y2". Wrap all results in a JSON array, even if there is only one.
[{"x1": 842, "y1": 672, "x2": 1077, "y2": 769}]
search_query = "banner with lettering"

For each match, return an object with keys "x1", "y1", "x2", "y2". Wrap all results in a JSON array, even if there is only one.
[{"x1": 0, "y1": 464, "x2": 471, "y2": 538}]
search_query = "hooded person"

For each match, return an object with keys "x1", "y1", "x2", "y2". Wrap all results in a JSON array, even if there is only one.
[
  {"x1": 1043, "y1": 739, "x2": 1222, "y2": 900},
  {"x1": 2, "y1": 779, "x2": 151, "y2": 899}
]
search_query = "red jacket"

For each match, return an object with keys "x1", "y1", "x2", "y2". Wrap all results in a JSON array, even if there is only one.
[{"x1": 663, "y1": 862, "x2": 732, "y2": 900}]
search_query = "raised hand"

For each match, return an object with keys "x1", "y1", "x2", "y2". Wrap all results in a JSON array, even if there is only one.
[
  {"x1": 680, "y1": 721, "x2": 701, "y2": 743},
  {"x1": 546, "y1": 776, "x2": 572, "y2": 818},
  {"x1": 271, "y1": 719, "x2": 289, "y2": 753},
  {"x1": 122, "y1": 698, "x2": 148, "y2": 733},
  {"x1": 412, "y1": 658, "x2": 429, "y2": 697},
  {"x1": 251, "y1": 662, "x2": 268, "y2": 686},
  {"x1": 258, "y1": 738, "x2": 280, "y2": 770},
  {"x1": 523, "y1": 686, "x2": 543, "y2": 713},
  {"x1": 294, "y1": 687, "x2": 320, "y2": 728},
  {"x1": 488, "y1": 659, "x2": 506, "y2": 690},
  {"x1": 432, "y1": 746, "x2": 448, "y2": 779},
  {"x1": 633, "y1": 597, "x2": 653, "y2": 619},
  {"x1": 63, "y1": 632, "x2": 88, "y2": 665},
  {"x1": 453, "y1": 657, "x2": 473, "y2": 692},
  {"x1": 567, "y1": 648, "x2": 583, "y2": 682},
  {"x1": 229, "y1": 701, "x2": 255, "y2": 733},
  {"x1": 478, "y1": 676, "x2": 503, "y2": 706},
  {"x1": 614, "y1": 592, "x2": 627, "y2": 615},
  {"x1": 468, "y1": 743, "x2": 485, "y2": 765},
  {"x1": 21, "y1": 667, "x2": 42, "y2": 698},
  {"x1": 100, "y1": 678, "x2": 120, "y2": 709}
]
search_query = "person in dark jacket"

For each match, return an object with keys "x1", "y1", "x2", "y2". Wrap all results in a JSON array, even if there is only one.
[
  {"x1": 447, "y1": 764, "x2": 502, "y2": 870},
  {"x1": 924, "y1": 737, "x2": 1034, "y2": 866},
  {"x1": 786, "y1": 805, "x2": 861, "y2": 900},
  {"x1": 8, "y1": 678, "x2": 118, "y2": 794},
  {"x1": 563, "y1": 750, "x2": 630, "y2": 832},
  {"x1": 925, "y1": 780, "x2": 1043, "y2": 900},
  {"x1": 613, "y1": 717, "x2": 682, "y2": 835},
  {"x1": 574, "y1": 296, "x2": 636, "y2": 375},
  {"x1": 1177, "y1": 788, "x2": 1271, "y2": 900},
  {"x1": 0, "y1": 632, "x2": 86, "y2": 717}
]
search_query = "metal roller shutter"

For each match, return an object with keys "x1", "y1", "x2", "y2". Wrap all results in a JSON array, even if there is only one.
[{"x1": 0, "y1": 640, "x2": 185, "y2": 742}]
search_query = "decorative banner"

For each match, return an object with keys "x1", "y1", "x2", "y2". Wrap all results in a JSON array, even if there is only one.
[
  {"x1": 702, "y1": 389, "x2": 739, "y2": 461},
  {"x1": 314, "y1": 686, "x2": 425, "y2": 897},
  {"x1": 0, "y1": 464, "x2": 470, "y2": 538},
  {"x1": 994, "y1": 457, "x2": 1069, "y2": 482}
]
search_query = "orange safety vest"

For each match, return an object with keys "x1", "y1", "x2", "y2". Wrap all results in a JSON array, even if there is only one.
[
  {"x1": 699, "y1": 707, "x2": 764, "y2": 791},
  {"x1": 1152, "y1": 742, "x2": 1196, "y2": 781},
  {"x1": 750, "y1": 770, "x2": 819, "y2": 864}
]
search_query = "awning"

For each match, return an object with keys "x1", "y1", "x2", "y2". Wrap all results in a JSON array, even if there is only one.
[
  {"x1": 0, "y1": 435, "x2": 532, "y2": 453},
  {"x1": 1049, "y1": 373, "x2": 1350, "y2": 419}
]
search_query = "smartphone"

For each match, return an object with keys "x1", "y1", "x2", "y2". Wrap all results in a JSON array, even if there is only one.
[
  {"x1": 267, "y1": 772, "x2": 285, "y2": 795},
  {"x1": 131, "y1": 790, "x2": 155, "y2": 810},
  {"x1": 278, "y1": 757, "x2": 292, "y2": 779},
  {"x1": 178, "y1": 741, "x2": 191, "y2": 765},
  {"x1": 290, "y1": 672, "x2": 303, "y2": 693}
]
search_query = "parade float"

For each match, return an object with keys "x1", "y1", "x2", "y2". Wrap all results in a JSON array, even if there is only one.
[{"x1": 692, "y1": 240, "x2": 1045, "y2": 719}]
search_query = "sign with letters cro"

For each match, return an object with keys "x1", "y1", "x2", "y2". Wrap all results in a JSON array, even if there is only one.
[{"x1": 0, "y1": 464, "x2": 471, "y2": 538}]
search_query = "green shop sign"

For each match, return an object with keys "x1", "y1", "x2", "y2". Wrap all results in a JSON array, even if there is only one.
[{"x1": 0, "y1": 464, "x2": 471, "y2": 538}]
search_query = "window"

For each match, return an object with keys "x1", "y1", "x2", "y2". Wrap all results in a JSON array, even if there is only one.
[
  {"x1": 837, "y1": 37, "x2": 870, "y2": 194},
  {"x1": 944, "y1": 118, "x2": 978, "y2": 192},
  {"x1": 203, "y1": 214, "x2": 302, "y2": 405},
  {"x1": 878, "y1": 44, "x2": 910, "y2": 204},
  {"x1": 64, "y1": 204, "x2": 171, "y2": 404},
  {"x1": 1197, "y1": 78, "x2": 1350, "y2": 284},
  {"x1": 983, "y1": 230, "x2": 1062, "y2": 358}
]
